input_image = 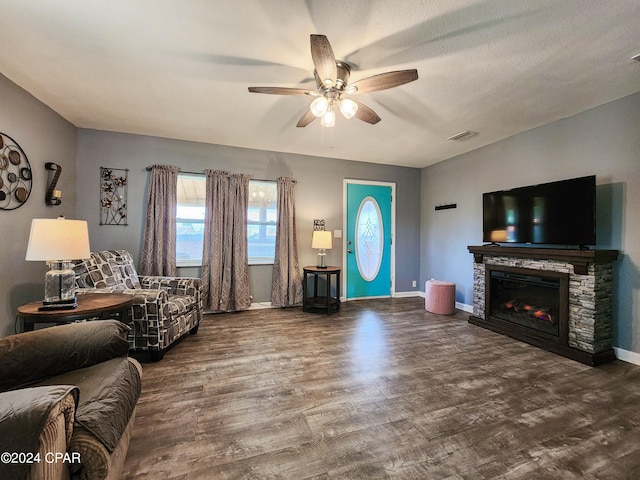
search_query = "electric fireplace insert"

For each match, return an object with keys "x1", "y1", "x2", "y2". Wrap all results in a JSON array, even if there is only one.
[{"x1": 485, "y1": 265, "x2": 569, "y2": 346}]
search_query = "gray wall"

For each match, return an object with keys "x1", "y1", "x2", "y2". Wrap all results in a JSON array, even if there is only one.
[
  {"x1": 75, "y1": 130, "x2": 422, "y2": 302},
  {"x1": 420, "y1": 92, "x2": 640, "y2": 354},
  {"x1": 0, "y1": 74, "x2": 77, "y2": 336},
  {"x1": 3, "y1": 65, "x2": 635, "y2": 357}
]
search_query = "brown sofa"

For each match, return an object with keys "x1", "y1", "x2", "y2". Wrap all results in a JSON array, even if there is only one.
[{"x1": 0, "y1": 320, "x2": 142, "y2": 480}]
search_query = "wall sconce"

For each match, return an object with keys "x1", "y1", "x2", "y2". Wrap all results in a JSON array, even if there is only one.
[{"x1": 45, "y1": 162, "x2": 62, "y2": 206}]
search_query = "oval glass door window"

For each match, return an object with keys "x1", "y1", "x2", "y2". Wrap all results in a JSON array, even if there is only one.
[{"x1": 355, "y1": 196, "x2": 384, "y2": 281}]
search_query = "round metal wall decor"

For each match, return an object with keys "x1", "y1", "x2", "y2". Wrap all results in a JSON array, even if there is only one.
[{"x1": 0, "y1": 132, "x2": 32, "y2": 210}]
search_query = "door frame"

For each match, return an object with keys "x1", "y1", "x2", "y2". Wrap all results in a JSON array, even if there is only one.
[{"x1": 342, "y1": 179, "x2": 396, "y2": 301}]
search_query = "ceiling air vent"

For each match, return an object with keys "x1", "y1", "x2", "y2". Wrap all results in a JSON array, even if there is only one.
[{"x1": 447, "y1": 130, "x2": 478, "y2": 141}]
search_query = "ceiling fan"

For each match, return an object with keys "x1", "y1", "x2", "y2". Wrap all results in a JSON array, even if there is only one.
[{"x1": 248, "y1": 34, "x2": 418, "y2": 128}]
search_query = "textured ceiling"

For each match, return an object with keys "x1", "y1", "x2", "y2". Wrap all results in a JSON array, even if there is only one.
[{"x1": 1, "y1": 0, "x2": 639, "y2": 168}]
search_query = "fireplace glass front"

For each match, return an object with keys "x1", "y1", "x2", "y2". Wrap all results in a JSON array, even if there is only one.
[{"x1": 489, "y1": 269, "x2": 561, "y2": 337}]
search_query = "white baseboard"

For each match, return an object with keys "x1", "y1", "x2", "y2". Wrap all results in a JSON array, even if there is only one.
[
  {"x1": 343, "y1": 295, "x2": 394, "y2": 301},
  {"x1": 204, "y1": 302, "x2": 274, "y2": 314},
  {"x1": 456, "y1": 302, "x2": 473, "y2": 313},
  {"x1": 247, "y1": 302, "x2": 274, "y2": 310},
  {"x1": 393, "y1": 291, "x2": 422, "y2": 298},
  {"x1": 614, "y1": 347, "x2": 640, "y2": 366}
]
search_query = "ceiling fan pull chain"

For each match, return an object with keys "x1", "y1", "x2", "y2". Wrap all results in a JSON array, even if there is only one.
[{"x1": 330, "y1": 124, "x2": 333, "y2": 148}]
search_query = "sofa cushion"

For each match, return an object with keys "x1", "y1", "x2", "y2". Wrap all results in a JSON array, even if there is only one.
[
  {"x1": 0, "y1": 320, "x2": 130, "y2": 392},
  {"x1": 39, "y1": 357, "x2": 141, "y2": 453},
  {"x1": 75, "y1": 250, "x2": 141, "y2": 289},
  {"x1": 167, "y1": 293, "x2": 198, "y2": 317}
]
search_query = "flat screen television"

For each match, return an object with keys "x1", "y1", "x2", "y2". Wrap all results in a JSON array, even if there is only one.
[{"x1": 482, "y1": 175, "x2": 596, "y2": 246}]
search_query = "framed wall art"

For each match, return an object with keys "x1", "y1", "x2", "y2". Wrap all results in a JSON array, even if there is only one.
[{"x1": 100, "y1": 167, "x2": 128, "y2": 225}]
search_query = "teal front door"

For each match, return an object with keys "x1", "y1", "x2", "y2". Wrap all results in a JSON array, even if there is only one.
[{"x1": 345, "y1": 181, "x2": 393, "y2": 299}]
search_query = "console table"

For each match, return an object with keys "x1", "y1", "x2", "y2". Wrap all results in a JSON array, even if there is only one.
[
  {"x1": 302, "y1": 266, "x2": 341, "y2": 315},
  {"x1": 17, "y1": 293, "x2": 133, "y2": 332}
]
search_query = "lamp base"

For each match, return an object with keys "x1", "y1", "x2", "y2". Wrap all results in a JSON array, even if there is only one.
[
  {"x1": 317, "y1": 251, "x2": 327, "y2": 268},
  {"x1": 44, "y1": 261, "x2": 77, "y2": 306}
]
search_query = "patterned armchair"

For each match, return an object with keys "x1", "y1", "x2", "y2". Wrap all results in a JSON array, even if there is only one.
[{"x1": 73, "y1": 250, "x2": 202, "y2": 361}]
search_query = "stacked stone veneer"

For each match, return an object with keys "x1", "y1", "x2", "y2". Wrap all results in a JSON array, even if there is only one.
[{"x1": 473, "y1": 255, "x2": 614, "y2": 354}]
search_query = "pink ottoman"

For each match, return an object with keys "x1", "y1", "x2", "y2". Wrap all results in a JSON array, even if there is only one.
[{"x1": 425, "y1": 279, "x2": 456, "y2": 315}]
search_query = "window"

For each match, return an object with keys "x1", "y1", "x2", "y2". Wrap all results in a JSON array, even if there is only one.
[
  {"x1": 176, "y1": 174, "x2": 206, "y2": 266},
  {"x1": 176, "y1": 174, "x2": 277, "y2": 266},
  {"x1": 247, "y1": 180, "x2": 277, "y2": 264}
]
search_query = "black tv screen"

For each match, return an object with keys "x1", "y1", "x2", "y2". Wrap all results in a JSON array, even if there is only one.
[{"x1": 482, "y1": 175, "x2": 596, "y2": 246}]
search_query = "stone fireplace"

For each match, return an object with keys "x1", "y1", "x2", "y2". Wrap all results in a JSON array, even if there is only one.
[{"x1": 468, "y1": 246, "x2": 618, "y2": 366}]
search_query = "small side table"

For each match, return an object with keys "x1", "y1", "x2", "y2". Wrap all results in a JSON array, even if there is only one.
[
  {"x1": 303, "y1": 266, "x2": 341, "y2": 315},
  {"x1": 17, "y1": 293, "x2": 133, "y2": 332}
]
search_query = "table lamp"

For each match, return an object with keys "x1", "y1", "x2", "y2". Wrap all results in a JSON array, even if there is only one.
[
  {"x1": 25, "y1": 217, "x2": 91, "y2": 310},
  {"x1": 311, "y1": 230, "x2": 332, "y2": 268}
]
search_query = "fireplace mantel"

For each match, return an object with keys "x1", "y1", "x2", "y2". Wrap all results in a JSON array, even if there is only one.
[{"x1": 468, "y1": 246, "x2": 618, "y2": 275}]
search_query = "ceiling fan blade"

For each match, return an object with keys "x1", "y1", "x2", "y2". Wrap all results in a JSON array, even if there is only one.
[
  {"x1": 349, "y1": 69, "x2": 418, "y2": 94},
  {"x1": 248, "y1": 87, "x2": 316, "y2": 96},
  {"x1": 296, "y1": 109, "x2": 316, "y2": 128},
  {"x1": 352, "y1": 100, "x2": 381, "y2": 124},
  {"x1": 310, "y1": 35, "x2": 337, "y2": 88}
]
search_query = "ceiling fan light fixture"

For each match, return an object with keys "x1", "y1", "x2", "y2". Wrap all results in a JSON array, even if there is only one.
[
  {"x1": 320, "y1": 109, "x2": 336, "y2": 128},
  {"x1": 339, "y1": 98, "x2": 358, "y2": 119},
  {"x1": 249, "y1": 35, "x2": 418, "y2": 130},
  {"x1": 310, "y1": 96, "x2": 329, "y2": 117}
]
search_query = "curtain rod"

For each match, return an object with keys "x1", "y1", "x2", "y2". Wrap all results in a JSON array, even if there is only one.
[{"x1": 145, "y1": 166, "x2": 273, "y2": 182}]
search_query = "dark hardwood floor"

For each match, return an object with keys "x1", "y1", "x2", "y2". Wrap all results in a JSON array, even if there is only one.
[{"x1": 123, "y1": 298, "x2": 640, "y2": 479}]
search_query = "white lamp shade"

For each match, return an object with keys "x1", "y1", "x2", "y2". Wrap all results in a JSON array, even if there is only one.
[
  {"x1": 310, "y1": 97, "x2": 329, "y2": 117},
  {"x1": 26, "y1": 218, "x2": 91, "y2": 261},
  {"x1": 312, "y1": 230, "x2": 332, "y2": 250},
  {"x1": 320, "y1": 110, "x2": 336, "y2": 128},
  {"x1": 339, "y1": 98, "x2": 359, "y2": 119}
]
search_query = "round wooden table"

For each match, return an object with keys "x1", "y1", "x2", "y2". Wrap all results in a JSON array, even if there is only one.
[
  {"x1": 302, "y1": 265, "x2": 341, "y2": 315},
  {"x1": 17, "y1": 293, "x2": 133, "y2": 332}
]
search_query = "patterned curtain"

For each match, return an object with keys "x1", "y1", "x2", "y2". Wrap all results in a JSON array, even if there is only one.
[
  {"x1": 201, "y1": 170, "x2": 228, "y2": 309},
  {"x1": 201, "y1": 171, "x2": 251, "y2": 311},
  {"x1": 221, "y1": 174, "x2": 251, "y2": 311},
  {"x1": 271, "y1": 177, "x2": 302, "y2": 307},
  {"x1": 139, "y1": 165, "x2": 179, "y2": 276}
]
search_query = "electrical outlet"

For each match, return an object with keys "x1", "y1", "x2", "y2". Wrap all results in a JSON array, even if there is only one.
[{"x1": 412, "y1": 280, "x2": 417, "y2": 288}]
